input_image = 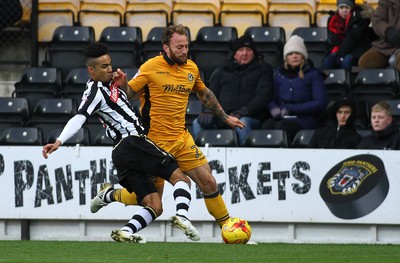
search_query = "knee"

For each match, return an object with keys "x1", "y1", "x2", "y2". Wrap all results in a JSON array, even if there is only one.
[{"x1": 170, "y1": 169, "x2": 191, "y2": 186}]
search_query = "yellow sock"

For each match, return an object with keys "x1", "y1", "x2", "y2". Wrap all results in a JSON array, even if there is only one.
[
  {"x1": 112, "y1": 178, "x2": 165, "y2": 206},
  {"x1": 204, "y1": 191, "x2": 230, "y2": 228},
  {"x1": 113, "y1": 188, "x2": 139, "y2": 205}
]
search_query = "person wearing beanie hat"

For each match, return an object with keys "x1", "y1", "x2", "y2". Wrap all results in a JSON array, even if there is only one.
[
  {"x1": 337, "y1": 0, "x2": 355, "y2": 8},
  {"x1": 309, "y1": 96, "x2": 361, "y2": 149},
  {"x1": 231, "y1": 34, "x2": 259, "y2": 61},
  {"x1": 193, "y1": 34, "x2": 274, "y2": 145},
  {"x1": 359, "y1": 0, "x2": 400, "y2": 71},
  {"x1": 261, "y1": 35, "x2": 327, "y2": 142},
  {"x1": 323, "y1": 0, "x2": 375, "y2": 71},
  {"x1": 283, "y1": 35, "x2": 308, "y2": 61}
]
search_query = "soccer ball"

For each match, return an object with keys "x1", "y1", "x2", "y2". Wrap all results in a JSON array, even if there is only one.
[{"x1": 221, "y1": 217, "x2": 252, "y2": 244}]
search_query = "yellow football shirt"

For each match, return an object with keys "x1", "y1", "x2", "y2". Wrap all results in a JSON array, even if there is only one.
[{"x1": 127, "y1": 54, "x2": 206, "y2": 141}]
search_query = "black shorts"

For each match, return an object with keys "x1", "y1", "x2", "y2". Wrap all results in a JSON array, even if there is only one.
[{"x1": 111, "y1": 135, "x2": 178, "y2": 203}]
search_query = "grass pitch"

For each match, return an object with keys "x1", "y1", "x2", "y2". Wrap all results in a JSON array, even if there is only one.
[{"x1": 0, "y1": 241, "x2": 400, "y2": 263}]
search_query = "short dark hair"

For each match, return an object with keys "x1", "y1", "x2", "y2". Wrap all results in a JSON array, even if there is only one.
[
  {"x1": 161, "y1": 24, "x2": 187, "y2": 46},
  {"x1": 84, "y1": 43, "x2": 109, "y2": 66}
]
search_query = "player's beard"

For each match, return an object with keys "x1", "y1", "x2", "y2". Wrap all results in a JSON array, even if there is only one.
[{"x1": 169, "y1": 50, "x2": 187, "y2": 66}]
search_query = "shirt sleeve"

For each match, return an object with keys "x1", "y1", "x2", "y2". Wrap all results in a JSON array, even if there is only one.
[{"x1": 57, "y1": 114, "x2": 87, "y2": 144}]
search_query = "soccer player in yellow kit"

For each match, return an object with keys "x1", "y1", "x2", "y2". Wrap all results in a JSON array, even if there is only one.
[{"x1": 111, "y1": 24, "x2": 245, "y2": 227}]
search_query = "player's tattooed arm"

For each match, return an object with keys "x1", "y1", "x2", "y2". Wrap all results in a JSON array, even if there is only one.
[{"x1": 197, "y1": 88, "x2": 228, "y2": 121}]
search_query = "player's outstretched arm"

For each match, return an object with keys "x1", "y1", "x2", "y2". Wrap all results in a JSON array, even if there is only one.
[
  {"x1": 42, "y1": 114, "x2": 87, "y2": 159},
  {"x1": 196, "y1": 88, "x2": 246, "y2": 129}
]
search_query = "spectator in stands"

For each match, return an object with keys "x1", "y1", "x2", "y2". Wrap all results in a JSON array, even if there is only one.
[
  {"x1": 357, "y1": 101, "x2": 400, "y2": 149},
  {"x1": 358, "y1": 0, "x2": 400, "y2": 71},
  {"x1": 310, "y1": 96, "x2": 361, "y2": 148},
  {"x1": 192, "y1": 35, "x2": 274, "y2": 145},
  {"x1": 0, "y1": 0, "x2": 22, "y2": 30},
  {"x1": 261, "y1": 35, "x2": 327, "y2": 142},
  {"x1": 323, "y1": 0, "x2": 375, "y2": 71}
]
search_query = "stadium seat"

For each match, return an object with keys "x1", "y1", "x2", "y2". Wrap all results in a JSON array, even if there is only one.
[
  {"x1": 323, "y1": 69, "x2": 351, "y2": 101},
  {"x1": 354, "y1": 99, "x2": 370, "y2": 129},
  {"x1": 356, "y1": 129, "x2": 370, "y2": 137},
  {"x1": 243, "y1": 129, "x2": 288, "y2": 148},
  {"x1": 0, "y1": 127, "x2": 43, "y2": 145},
  {"x1": 60, "y1": 67, "x2": 89, "y2": 105},
  {"x1": 267, "y1": 0, "x2": 315, "y2": 38},
  {"x1": 19, "y1": 0, "x2": 32, "y2": 26},
  {"x1": 171, "y1": 0, "x2": 220, "y2": 39},
  {"x1": 46, "y1": 127, "x2": 90, "y2": 146},
  {"x1": 190, "y1": 26, "x2": 238, "y2": 85},
  {"x1": 292, "y1": 129, "x2": 315, "y2": 148},
  {"x1": 44, "y1": 26, "x2": 95, "y2": 79},
  {"x1": 13, "y1": 67, "x2": 62, "y2": 113},
  {"x1": 78, "y1": 0, "x2": 126, "y2": 41},
  {"x1": 26, "y1": 98, "x2": 77, "y2": 140},
  {"x1": 124, "y1": 0, "x2": 172, "y2": 41},
  {"x1": 195, "y1": 129, "x2": 238, "y2": 147},
  {"x1": 90, "y1": 128, "x2": 114, "y2": 146},
  {"x1": 351, "y1": 68, "x2": 400, "y2": 108},
  {"x1": 139, "y1": 27, "x2": 166, "y2": 62},
  {"x1": 0, "y1": 97, "x2": 30, "y2": 133},
  {"x1": 186, "y1": 98, "x2": 202, "y2": 126},
  {"x1": 38, "y1": 0, "x2": 80, "y2": 42},
  {"x1": 244, "y1": 26, "x2": 285, "y2": 68},
  {"x1": 384, "y1": 100, "x2": 400, "y2": 127},
  {"x1": 291, "y1": 26, "x2": 329, "y2": 68},
  {"x1": 99, "y1": 26, "x2": 142, "y2": 69},
  {"x1": 219, "y1": 0, "x2": 268, "y2": 36}
]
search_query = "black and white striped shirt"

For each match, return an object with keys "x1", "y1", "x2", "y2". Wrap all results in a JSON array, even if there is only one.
[{"x1": 77, "y1": 79, "x2": 145, "y2": 142}]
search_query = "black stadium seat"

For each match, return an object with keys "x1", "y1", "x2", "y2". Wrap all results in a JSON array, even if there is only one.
[
  {"x1": 13, "y1": 67, "x2": 62, "y2": 113},
  {"x1": 99, "y1": 26, "x2": 142, "y2": 69},
  {"x1": 44, "y1": 26, "x2": 95, "y2": 79},
  {"x1": 195, "y1": 129, "x2": 238, "y2": 147},
  {"x1": 190, "y1": 26, "x2": 237, "y2": 85},
  {"x1": 243, "y1": 129, "x2": 288, "y2": 148},
  {"x1": 0, "y1": 127, "x2": 43, "y2": 145}
]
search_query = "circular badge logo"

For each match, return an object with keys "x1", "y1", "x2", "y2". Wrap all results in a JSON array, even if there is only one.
[{"x1": 319, "y1": 154, "x2": 389, "y2": 219}]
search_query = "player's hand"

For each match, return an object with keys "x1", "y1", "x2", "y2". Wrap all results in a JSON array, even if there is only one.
[
  {"x1": 42, "y1": 140, "x2": 62, "y2": 159},
  {"x1": 224, "y1": 115, "x2": 246, "y2": 130},
  {"x1": 113, "y1": 68, "x2": 127, "y2": 87}
]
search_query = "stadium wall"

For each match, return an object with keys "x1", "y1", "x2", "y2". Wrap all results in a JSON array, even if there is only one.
[{"x1": 1, "y1": 146, "x2": 400, "y2": 244}]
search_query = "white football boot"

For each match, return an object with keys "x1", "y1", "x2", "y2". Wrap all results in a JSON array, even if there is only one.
[
  {"x1": 169, "y1": 215, "x2": 200, "y2": 241},
  {"x1": 111, "y1": 229, "x2": 146, "y2": 244},
  {"x1": 90, "y1": 183, "x2": 112, "y2": 213}
]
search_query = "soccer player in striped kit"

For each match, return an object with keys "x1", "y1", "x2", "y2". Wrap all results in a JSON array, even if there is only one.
[{"x1": 42, "y1": 42, "x2": 200, "y2": 243}]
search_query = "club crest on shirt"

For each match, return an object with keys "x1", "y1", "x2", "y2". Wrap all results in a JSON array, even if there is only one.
[
  {"x1": 187, "y1": 73, "x2": 194, "y2": 82},
  {"x1": 110, "y1": 82, "x2": 119, "y2": 102}
]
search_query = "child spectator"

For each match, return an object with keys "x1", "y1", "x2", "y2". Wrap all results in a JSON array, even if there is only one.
[
  {"x1": 323, "y1": 0, "x2": 375, "y2": 71},
  {"x1": 357, "y1": 101, "x2": 400, "y2": 150}
]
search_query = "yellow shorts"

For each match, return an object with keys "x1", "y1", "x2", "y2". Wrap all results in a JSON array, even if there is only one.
[{"x1": 153, "y1": 129, "x2": 208, "y2": 172}]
